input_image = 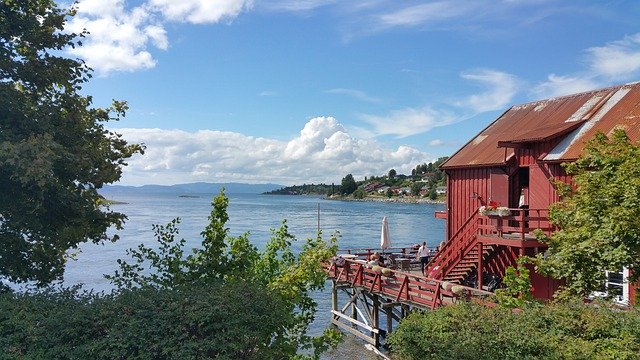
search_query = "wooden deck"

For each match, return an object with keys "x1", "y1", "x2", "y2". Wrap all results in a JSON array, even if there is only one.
[
  {"x1": 324, "y1": 258, "x2": 494, "y2": 310},
  {"x1": 323, "y1": 253, "x2": 495, "y2": 347}
]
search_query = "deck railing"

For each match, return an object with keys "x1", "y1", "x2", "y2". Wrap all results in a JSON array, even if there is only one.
[
  {"x1": 324, "y1": 258, "x2": 494, "y2": 310},
  {"x1": 477, "y1": 208, "x2": 555, "y2": 240},
  {"x1": 427, "y1": 208, "x2": 480, "y2": 279}
]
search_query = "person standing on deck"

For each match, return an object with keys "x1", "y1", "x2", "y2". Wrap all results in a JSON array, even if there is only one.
[{"x1": 417, "y1": 241, "x2": 430, "y2": 276}]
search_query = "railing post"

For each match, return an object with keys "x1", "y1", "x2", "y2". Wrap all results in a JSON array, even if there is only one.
[
  {"x1": 520, "y1": 209, "x2": 526, "y2": 239},
  {"x1": 477, "y1": 242, "x2": 483, "y2": 290}
]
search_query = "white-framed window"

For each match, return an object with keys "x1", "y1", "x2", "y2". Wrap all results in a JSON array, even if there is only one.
[{"x1": 591, "y1": 267, "x2": 629, "y2": 305}]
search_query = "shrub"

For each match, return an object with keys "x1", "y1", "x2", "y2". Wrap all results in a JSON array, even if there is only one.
[
  {"x1": 0, "y1": 281, "x2": 292, "y2": 359},
  {"x1": 387, "y1": 300, "x2": 640, "y2": 360}
]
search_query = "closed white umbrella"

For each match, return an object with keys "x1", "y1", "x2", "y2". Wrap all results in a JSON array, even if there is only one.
[{"x1": 381, "y1": 216, "x2": 391, "y2": 251}]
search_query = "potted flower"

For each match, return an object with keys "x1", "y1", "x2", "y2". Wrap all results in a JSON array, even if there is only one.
[{"x1": 479, "y1": 201, "x2": 510, "y2": 216}]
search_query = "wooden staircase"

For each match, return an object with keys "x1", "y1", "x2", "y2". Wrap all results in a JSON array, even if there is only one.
[
  {"x1": 426, "y1": 209, "x2": 483, "y2": 285},
  {"x1": 427, "y1": 208, "x2": 552, "y2": 288},
  {"x1": 443, "y1": 244, "x2": 496, "y2": 284}
]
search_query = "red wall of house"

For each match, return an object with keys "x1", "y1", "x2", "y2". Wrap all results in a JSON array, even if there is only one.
[{"x1": 445, "y1": 167, "x2": 492, "y2": 242}]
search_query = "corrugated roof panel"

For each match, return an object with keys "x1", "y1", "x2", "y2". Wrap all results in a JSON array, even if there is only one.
[
  {"x1": 545, "y1": 85, "x2": 640, "y2": 161},
  {"x1": 442, "y1": 82, "x2": 640, "y2": 169}
]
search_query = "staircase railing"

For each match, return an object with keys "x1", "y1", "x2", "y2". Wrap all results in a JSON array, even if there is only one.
[{"x1": 427, "y1": 208, "x2": 480, "y2": 279}]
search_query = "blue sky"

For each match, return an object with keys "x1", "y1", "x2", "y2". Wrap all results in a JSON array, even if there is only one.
[{"x1": 63, "y1": 0, "x2": 640, "y2": 186}]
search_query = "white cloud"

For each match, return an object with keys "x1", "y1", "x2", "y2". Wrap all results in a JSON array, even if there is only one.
[
  {"x1": 459, "y1": 69, "x2": 519, "y2": 112},
  {"x1": 264, "y1": 0, "x2": 338, "y2": 12},
  {"x1": 325, "y1": 88, "x2": 383, "y2": 103},
  {"x1": 532, "y1": 33, "x2": 640, "y2": 98},
  {"x1": 149, "y1": 0, "x2": 252, "y2": 24},
  {"x1": 66, "y1": 0, "x2": 167, "y2": 74},
  {"x1": 259, "y1": 90, "x2": 277, "y2": 97},
  {"x1": 356, "y1": 69, "x2": 518, "y2": 138},
  {"x1": 359, "y1": 107, "x2": 457, "y2": 138},
  {"x1": 428, "y1": 139, "x2": 444, "y2": 146},
  {"x1": 586, "y1": 33, "x2": 640, "y2": 80},
  {"x1": 533, "y1": 74, "x2": 598, "y2": 98},
  {"x1": 65, "y1": 0, "x2": 251, "y2": 74},
  {"x1": 377, "y1": 1, "x2": 477, "y2": 28},
  {"x1": 114, "y1": 117, "x2": 435, "y2": 186}
]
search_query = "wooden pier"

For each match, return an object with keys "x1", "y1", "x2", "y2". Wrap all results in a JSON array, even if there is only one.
[{"x1": 323, "y1": 253, "x2": 494, "y2": 348}]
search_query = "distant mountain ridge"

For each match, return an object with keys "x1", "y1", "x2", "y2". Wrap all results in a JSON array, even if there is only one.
[{"x1": 101, "y1": 182, "x2": 284, "y2": 195}]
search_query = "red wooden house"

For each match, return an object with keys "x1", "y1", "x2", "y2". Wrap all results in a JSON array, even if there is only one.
[{"x1": 429, "y1": 82, "x2": 640, "y2": 305}]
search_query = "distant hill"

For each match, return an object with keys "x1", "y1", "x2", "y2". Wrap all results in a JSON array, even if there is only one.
[{"x1": 100, "y1": 182, "x2": 284, "y2": 195}]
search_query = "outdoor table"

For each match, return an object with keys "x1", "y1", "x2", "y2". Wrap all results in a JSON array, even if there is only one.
[{"x1": 396, "y1": 258, "x2": 412, "y2": 270}]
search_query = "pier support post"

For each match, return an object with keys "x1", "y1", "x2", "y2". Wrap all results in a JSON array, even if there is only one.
[
  {"x1": 386, "y1": 305, "x2": 393, "y2": 336},
  {"x1": 351, "y1": 288, "x2": 358, "y2": 324},
  {"x1": 331, "y1": 280, "x2": 338, "y2": 329},
  {"x1": 372, "y1": 294, "x2": 380, "y2": 347}
]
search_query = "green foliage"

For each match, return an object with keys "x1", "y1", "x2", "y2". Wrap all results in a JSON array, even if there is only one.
[
  {"x1": 340, "y1": 174, "x2": 357, "y2": 195},
  {"x1": 388, "y1": 168, "x2": 397, "y2": 180},
  {"x1": 0, "y1": 281, "x2": 295, "y2": 359},
  {"x1": 495, "y1": 260, "x2": 535, "y2": 308},
  {"x1": 353, "y1": 188, "x2": 365, "y2": 199},
  {"x1": 0, "y1": 0, "x2": 143, "y2": 285},
  {"x1": 533, "y1": 130, "x2": 640, "y2": 298},
  {"x1": 107, "y1": 189, "x2": 341, "y2": 358},
  {"x1": 429, "y1": 187, "x2": 437, "y2": 200},
  {"x1": 265, "y1": 183, "x2": 333, "y2": 195},
  {"x1": 387, "y1": 300, "x2": 640, "y2": 360},
  {"x1": 410, "y1": 182, "x2": 424, "y2": 196}
]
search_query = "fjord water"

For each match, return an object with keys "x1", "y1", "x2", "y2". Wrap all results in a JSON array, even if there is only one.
[{"x1": 64, "y1": 191, "x2": 446, "y2": 358}]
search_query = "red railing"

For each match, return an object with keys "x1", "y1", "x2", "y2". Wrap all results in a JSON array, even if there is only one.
[
  {"x1": 477, "y1": 208, "x2": 555, "y2": 240},
  {"x1": 427, "y1": 208, "x2": 480, "y2": 279},
  {"x1": 428, "y1": 208, "x2": 554, "y2": 281},
  {"x1": 323, "y1": 258, "x2": 494, "y2": 310}
]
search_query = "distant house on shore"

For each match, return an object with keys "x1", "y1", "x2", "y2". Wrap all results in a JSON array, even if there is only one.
[
  {"x1": 364, "y1": 182, "x2": 382, "y2": 193},
  {"x1": 429, "y1": 82, "x2": 640, "y2": 305}
]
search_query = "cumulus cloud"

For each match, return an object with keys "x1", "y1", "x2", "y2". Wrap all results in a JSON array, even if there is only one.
[
  {"x1": 459, "y1": 69, "x2": 519, "y2": 112},
  {"x1": 115, "y1": 117, "x2": 435, "y2": 186},
  {"x1": 65, "y1": 0, "x2": 251, "y2": 75},
  {"x1": 66, "y1": 0, "x2": 166, "y2": 74}
]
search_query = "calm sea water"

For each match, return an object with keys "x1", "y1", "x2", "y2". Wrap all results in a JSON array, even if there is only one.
[{"x1": 64, "y1": 192, "x2": 446, "y2": 359}]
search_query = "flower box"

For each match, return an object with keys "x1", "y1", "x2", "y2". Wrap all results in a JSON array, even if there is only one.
[{"x1": 479, "y1": 206, "x2": 510, "y2": 217}]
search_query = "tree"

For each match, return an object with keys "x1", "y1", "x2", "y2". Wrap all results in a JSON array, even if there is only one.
[
  {"x1": 411, "y1": 182, "x2": 423, "y2": 196},
  {"x1": 340, "y1": 174, "x2": 357, "y2": 195},
  {"x1": 388, "y1": 168, "x2": 397, "y2": 180},
  {"x1": 534, "y1": 130, "x2": 640, "y2": 298},
  {"x1": 0, "y1": 1, "x2": 143, "y2": 285}
]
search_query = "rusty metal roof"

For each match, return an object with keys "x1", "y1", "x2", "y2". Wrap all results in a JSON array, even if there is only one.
[{"x1": 441, "y1": 82, "x2": 640, "y2": 169}]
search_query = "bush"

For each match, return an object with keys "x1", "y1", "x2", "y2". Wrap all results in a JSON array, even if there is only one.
[
  {"x1": 387, "y1": 300, "x2": 640, "y2": 360},
  {"x1": 0, "y1": 281, "x2": 292, "y2": 359}
]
